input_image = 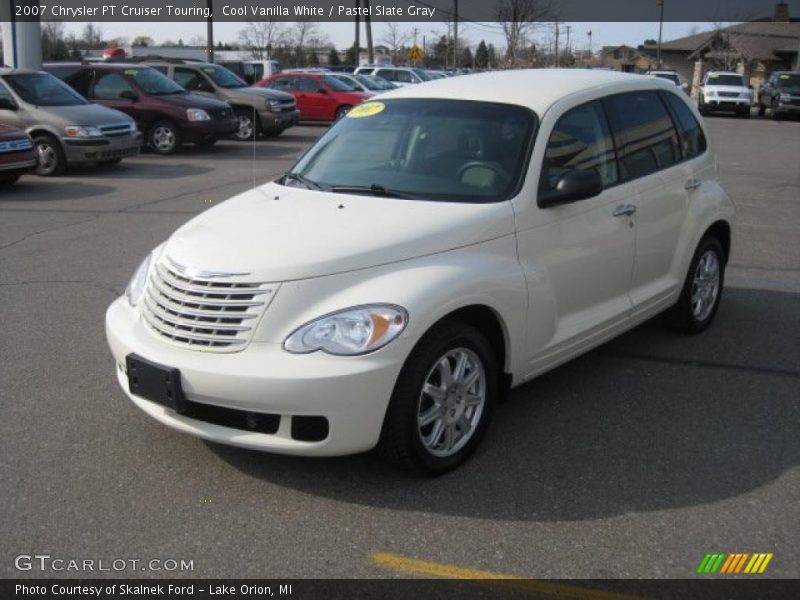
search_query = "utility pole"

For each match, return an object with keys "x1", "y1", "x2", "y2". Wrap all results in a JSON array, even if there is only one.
[
  {"x1": 453, "y1": 0, "x2": 459, "y2": 70},
  {"x1": 657, "y1": 0, "x2": 665, "y2": 68},
  {"x1": 565, "y1": 25, "x2": 571, "y2": 56},
  {"x1": 364, "y1": 0, "x2": 374, "y2": 64},
  {"x1": 354, "y1": 0, "x2": 361, "y2": 66},
  {"x1": 554, "y1": 18, "x2": 559, "y2": 68},
  {"x1": 205, "y1": 0, "x2": 214, "y2": 63}
]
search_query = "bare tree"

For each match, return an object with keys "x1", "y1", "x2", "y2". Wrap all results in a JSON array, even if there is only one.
[
  {"x1": 238, "y1": 20, "x2": 285, "y2": 59},
  {"x1": 41, "y1": 19, "x2": 69, "y2": 60},
  {"x1": 81, "y1": 23, "x2": 104, "y2": 49},
  {"x1": 381, "y1": 23, "x2": 410, "y2": 64},
  {"x1": 496, "y1": 0, "x2": 552, "y2": 67}
]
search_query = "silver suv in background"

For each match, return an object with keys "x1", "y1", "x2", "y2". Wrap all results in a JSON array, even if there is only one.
[
  {"x1": 140, "y1": 59, "x2": 299, "y2": 140},
  {"x1": 698, "y1": 71, "x2": 753, "y2": 118},
  {"x1": 355, "y1": 66, "x2": 432, "y2": 87},
  {"x1": 0, "y1": 68, "x2": 140, "y2": 175}
]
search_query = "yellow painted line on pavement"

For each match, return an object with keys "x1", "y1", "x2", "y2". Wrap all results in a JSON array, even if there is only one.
[{"x1": 370, "y1": 552, "x2": 653, "y2": 600}]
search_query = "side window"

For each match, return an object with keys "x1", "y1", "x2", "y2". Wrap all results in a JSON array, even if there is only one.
[
  {"x1": 376, "y1": 69, "x2": 395, "y2": 82},
  {"x1": 605, "y1": 91, "x2": 681, "y2": 180},
  {"x1": 0, "y1": 81, "x2": 16, "y2": 105},
  {"x1": 396, "y1": 70, "x2": 413, "y2": 83},
  {"x1": 64, "y1": 70, "x2": 92, "y2": 97},
  {"x1": 663, "y1": 92, "x2": 707, "y2": 159},
  {"x1": 91, "y1": 72, "x2": 133, "y2": 100},
  {"x1": 295, "y1": 77, "x2": 319, "y2": 92},
  {"x1": 267, "y1": 77, "x2": 293, "y2": 90},
  {"x1": 173, "y1": 67, "x2": 202, "y2": 90},
  {"x1": 540, "y1": 100, "x2": 618, "y2": 192}
]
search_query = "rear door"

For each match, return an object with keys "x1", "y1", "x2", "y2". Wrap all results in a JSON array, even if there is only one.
[{"x1": 604, "y1": 90, "x2": 690, "y2": 313}]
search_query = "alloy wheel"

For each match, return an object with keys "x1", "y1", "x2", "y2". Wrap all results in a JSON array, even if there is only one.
[{"x1": 691, "y1": 250, "x2": 720, "y2": 322}]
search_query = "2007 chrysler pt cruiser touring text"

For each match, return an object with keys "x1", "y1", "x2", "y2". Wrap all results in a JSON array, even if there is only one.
[{"x1": 106, "y1": 70, "x2": 734, "y2": 473}]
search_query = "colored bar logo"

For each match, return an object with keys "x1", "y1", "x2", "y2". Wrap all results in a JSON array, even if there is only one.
[{"x1": 696, "y1": 552, "x2": 773, "y2": 574}]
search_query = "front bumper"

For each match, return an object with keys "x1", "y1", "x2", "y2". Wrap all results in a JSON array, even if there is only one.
[
  {"x1": 0, "y1": 156, "x2": 36, "y2": 176},
  {"x1": 702, "y1": 98, "x2": 751, "y2": 112},
  {"x1": 774, "y1": 100, "x2": 800, "y2": 115},
  {"x1": 63, "y1": 133, "x2": 141, "y2": 163},
  {"x1": 105, "y1": 297, "x2": 412, "y2": 456},
  {"x1": 179, "y1": 117, "x2": 239, "y2": 142},
  {"x1": 257, "y1": 109, "x2": 299, "y2": 133}
]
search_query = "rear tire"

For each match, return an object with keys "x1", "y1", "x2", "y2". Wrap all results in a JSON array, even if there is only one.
[
  {"x1": 33, "y1": 134, "x2": 66, "y2": 176},
  {"x1": 148, "y1": 121, "x2": 181, "y2": 154},
  {"x1": 378, "y1": 321, "x2": 497, "y2": 474},
  {"x1": 666, "y1": 236, "x2": 725, "y2": 334}
]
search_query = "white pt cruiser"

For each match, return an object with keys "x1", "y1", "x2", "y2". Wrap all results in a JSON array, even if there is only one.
[{"x1": 106, "y1": 70, "x2": 734, "y2": 473}]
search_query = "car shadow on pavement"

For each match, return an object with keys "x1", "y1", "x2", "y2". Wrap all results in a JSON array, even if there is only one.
[
  {"x1": 0, "y1": 179, "x2": 116, "y2": 200},
  {"x1": 208, "y1": 286, "x2": 799, "y2": 522},
  {"x1": 66, "y1": 161, "x2": 212, "y2": 180}
]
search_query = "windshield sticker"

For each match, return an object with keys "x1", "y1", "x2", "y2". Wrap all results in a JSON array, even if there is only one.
[
  {"x1": 124, "y1": 69, "x2": 138, "y2": 76},
  {"x1": 779, "y1": 75, "x2": 790, "y2": 79},
  {"x1": 708, "y1": 74, "x2": 719, "y2": 78},
  {"x1": 203, "y1": 68, "x2": 216, "y2": 74},
  {"x1": 347, "y1": 102, "x2": 385, "y2": 118}
]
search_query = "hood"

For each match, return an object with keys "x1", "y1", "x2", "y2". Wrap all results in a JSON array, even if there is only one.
[
  {"x1": 39, "y1": 103, "x2": 134, "y2": 127},
  {"x1": 233, "y1": 87, "x2": 295, "y2": 101},
  {"x1": 163, "y1": 182, "x2": 515, "y2": 282},
  {"x1": 156, "y1": 92, "x2": 231, "y2": 110}
]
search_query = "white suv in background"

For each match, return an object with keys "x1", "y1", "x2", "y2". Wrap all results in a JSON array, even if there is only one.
[
  {"x1": 698, "y1": 71, "x2": 753, "y2": 118},
  {"x1": 107, "y1": 70, "x2": 734, "y2": 474},
  {"x1": 356, "y1": 66, "x2": 431, "y2": 87}
]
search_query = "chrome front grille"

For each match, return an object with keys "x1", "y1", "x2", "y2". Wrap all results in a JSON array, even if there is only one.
[
  {"x1": 99, "y1": 122, "x2": 134, "y2": 137},
  {"x1": 143, "y1": 262, "x2": 273, "y2": 351}
]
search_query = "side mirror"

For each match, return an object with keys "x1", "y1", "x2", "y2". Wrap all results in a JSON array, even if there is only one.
[
  {"x1": 119, "y1": 90, "x2": 138, "y2": 101},
  {"x1": 538, "y1": 169, "x2": 603, "y2": 208},
  {"x1": 0, "y1": 97, "x2": 17, "y2": 110}
]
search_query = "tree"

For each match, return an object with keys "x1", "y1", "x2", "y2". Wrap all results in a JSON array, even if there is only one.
[
  {"x1": 432, "y1": 35, "x2": 453, "y2": 68},
  {"x1": 81, "y1": 23, "x2": 104, "y2": 49},
  {"x1": 41, "y1": 20, "x2": 69, "y2": 61},
  {"x1": 328, "y1": 48, "x2": 341, "y2": 67},
  {"x1": 487, "y1": 44, "x2": 498, "y2": 68},
  {"x1": 131, "y1": 36, "x2": 154, "y2": 47},
  {"x1": 496, "y1": 0, "x2": 552, "y2": 67},
  {"x1": 238, "y1": 20, "x2": 284, "y2": 60},
  {"x1": 381, "y1": 23, "x2": 410, "y2": 64},
  {"x1": 475, "y1": 40, "x2": 489, "y2": 68},
  {"x1": 459, "y1": 46, "x2": 474, "y2": 68},
  {"x1": 345, "y1": 45, "x2": 360, "y2": 66}
]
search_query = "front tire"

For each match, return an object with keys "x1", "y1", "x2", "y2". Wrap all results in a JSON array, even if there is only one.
[
  {"x1": 378, "y1": 322, "x2": 497, "y2": 474},
  {"x1": 233, "y1": 108, "x2": 260, "y2": 141},
  {"x1": 33, "y1": 134, "x2": 66, "y2": 176},
  {"x1": 148, "y1": 121, "x2": 181, "y2": 154},
  {"x1": 666, "y1": 236, "x2": 725, "y2": 334}
]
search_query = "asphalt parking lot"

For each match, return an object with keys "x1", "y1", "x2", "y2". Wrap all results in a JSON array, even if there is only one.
[{"x1": 1, "y1": 116, "x2": 798, "y2": 581}]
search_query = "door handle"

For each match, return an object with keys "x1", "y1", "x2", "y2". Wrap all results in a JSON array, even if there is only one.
[
  {"x1": 613, "y1": 203, "x2": 637, "y2": 217},
  {"x1": 685, "y1": 178, "x2": 702, "y2": 190}
]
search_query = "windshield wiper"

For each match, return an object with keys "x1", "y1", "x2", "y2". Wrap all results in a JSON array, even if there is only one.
[
  {"x1": 282, "y1": 171, "x2": 324, "y2": 190},
  {"x1": 330, "y1": 184, "x2": 415, "y2": 199}
]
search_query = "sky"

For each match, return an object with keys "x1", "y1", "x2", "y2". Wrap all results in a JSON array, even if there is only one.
[{"x1": 56, "y1": 20, "x2": 713, "y2": 53}]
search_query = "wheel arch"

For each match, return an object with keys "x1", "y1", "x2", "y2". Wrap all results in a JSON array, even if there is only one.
[{"x1": 703, "y1": 219, "x2": 731, "y2": 264}]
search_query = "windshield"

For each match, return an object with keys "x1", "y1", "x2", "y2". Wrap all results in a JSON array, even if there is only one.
[
  {"x1": 126, "y1": 67, "x2": 186, "y2": 95},
  {"x1": 359, "y1": 75, "x2": 394, "y2": 90},
  {"x1": 706, "y1": 74, "x2": 745, "y2": 87},
  {"x1": 776, "y1": 74, "x2": 800, "y2": 91},
  {"x1": 3, "y1": 72, "x2": 89, "y2": 106},
  {"x1": 413, "y1": 68, "x2": 433, "y2": 81},
  {"x1": 202, "y1": 65, "x2": 246, "y2": 88},
  {"x1": 322, "y1": 75, "x2": 357, "y2": 92},
  {"x1": 653, "y1": 73, "x2": 680, "y2": 85},
  {"x1": 287, "y1": 99, "x2": 536, "y2": 203}
]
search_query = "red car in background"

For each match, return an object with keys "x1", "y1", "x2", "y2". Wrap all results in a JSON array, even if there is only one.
[
  {"x1": 254, "y1": 73, "x2": 372, "y2": 121},
  {"x1": 0, "y1": 124, "x2": 36, "y2": 185}
]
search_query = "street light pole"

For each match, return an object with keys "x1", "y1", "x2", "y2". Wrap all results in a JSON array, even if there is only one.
[{"x1": 657, "y1": 0, "x2": 665, "y2": 69}]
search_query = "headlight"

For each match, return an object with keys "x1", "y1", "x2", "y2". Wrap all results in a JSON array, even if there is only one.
[
  {"x1": 125, "y1": 252, "x2": 152, "y2": 307},
  {"x1": 64, "y1": 125, "x2": 102, "y2": 137},
  {"x1": 779, "y1": 93, "x2": 791, "y2": 103},
  {"x1": 284, "y1": 305, "x2": 408, "y2": 355},
  {"x1": 186, "y1": 108, "x2": 211, "y2": 121},
  {"x1": 268, "y1": 99, "x2": 281, "y2": 110}
]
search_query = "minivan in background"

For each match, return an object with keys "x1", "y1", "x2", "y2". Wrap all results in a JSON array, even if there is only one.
[
  {"x1": 0, "y1": 68, "x2": 140, "y2": 176},
  {"x1": 46, "y1": 63, "x2": 239, "y2": 154}
]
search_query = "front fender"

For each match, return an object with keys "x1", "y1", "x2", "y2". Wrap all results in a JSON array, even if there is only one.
[{"x1": 252, "y1": 235, "x2": 528, "y2": 375}]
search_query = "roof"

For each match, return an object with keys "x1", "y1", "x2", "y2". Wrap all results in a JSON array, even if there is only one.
[
  {"x1": 661, "y1": 21, "x2": 800, "y2": 62},
  {"x1": 376, "y1": 69, "x2": 676, "y2": 114}
]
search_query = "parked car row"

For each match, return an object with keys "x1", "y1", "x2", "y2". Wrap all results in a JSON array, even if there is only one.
[{"x1": 0, "y1": 59, "x2": 306, "y2": 181}]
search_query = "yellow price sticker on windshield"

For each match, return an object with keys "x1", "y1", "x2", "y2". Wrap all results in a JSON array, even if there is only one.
[
  {"x1": 124, "y1": 69, "x2": 138, "y2": 76},
  {"x1": 347, "y1": 102, "x2": 385, "y2": 118},
  {"x1": 779, "y1": 75, "x2": 790, "y2": 79},
  {"x1": 708, "y1": 74, "x2": 719, "y2": 78}
]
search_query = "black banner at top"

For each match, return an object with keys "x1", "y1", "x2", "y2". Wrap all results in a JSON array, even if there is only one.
[{"x1": 7, "y1": 0, "x2": 800, "y2": 22}]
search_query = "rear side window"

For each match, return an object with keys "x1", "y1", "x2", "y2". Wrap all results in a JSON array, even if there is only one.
[
  {"x1": 63, "y1": 70, "x2": 92, "y2": 97},
  {"x1": 540, "y1": 100, "x2": 618, "y2": 192},
  {"x1": 295, "y1": 77, "x2": 319, "y2": 92},
  {"x1": 92, "y1": 72, "x2": 133, "y2": 100},
  {"x1": 267, "y1": 77, "x2": 294, "y2": 91},
  {"x1": 605, "y1": 91, "x2": 681, "y2": 180},
  {"x1": 173, "y1": 67, "x2": 204, "y2": 91},
  {"x1": 663, "y1": 92, "x2": 707, "y2": 159}
]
